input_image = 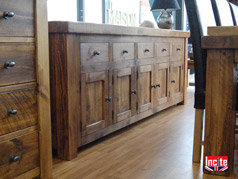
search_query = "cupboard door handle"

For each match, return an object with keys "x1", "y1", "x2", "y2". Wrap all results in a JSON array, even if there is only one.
[
  {"x1": 151, "y1": 85, "x2": 156, "y2": 88},
  {"x1": 8, "y1": 108, "x2": 18, "y2": 116},
  {"x1": 145, "y1": 48, "x2": 150, "y2": 53},
  {"x1": 105, "y1": 97, "x2": 112, "y2": 102},
  {"x1": 3, "y1": 11, "x2": 15, "y2": 20},
  {"x1": 93, "y1": 51, "x2": 101, "y2": 56},
  {"x1": 4, "y1": 61, "x2": 15, "y2": 69},
  {"x1": 9, "y1": 155, "x2": 20, "y2": 163},
  {"x1": 123, "y1": 50, "x2": 128, "y2": 54},
  {"x1": 162, "y1": 49, "x2": 167, "y2": 52},
  {"x1": 131, "y1": 90, "x2": 137, "y2": 95},
  {"x1": 156, "y1": 84, "x2": 161, "y2": 88},
  {"x1": 171, "y1": 80, "x2": 176, "y2": 83},
  {"x1": 177, "y1": 48, "x2": 181, "y2": 51}
]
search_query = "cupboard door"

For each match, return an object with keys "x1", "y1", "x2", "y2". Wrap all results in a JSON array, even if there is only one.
[
  {"x1": 170, "y1": 61, "x2": 184, "y2": 100},
  {"x1": 154, "y1": 63, "x2": 169, "y2": 106},
  {"x1": 113, "y1": 67, "x2": 137, "y2": 123},
  {"x1": 81, "y1": 71, "x2": 110, "y2": 136},
  {"x1": 137, "y1": 65, "x2": 153, "y2": 113}
]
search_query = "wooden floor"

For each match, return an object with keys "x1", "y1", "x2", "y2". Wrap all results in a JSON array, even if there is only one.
[{"x1": 53, "y1": 87, "x2": 238, "y2": 179}]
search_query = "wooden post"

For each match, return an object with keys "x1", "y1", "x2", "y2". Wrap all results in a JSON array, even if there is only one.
[{"x1": 36, "y1": 0, "x2": 53, "y2": 178}]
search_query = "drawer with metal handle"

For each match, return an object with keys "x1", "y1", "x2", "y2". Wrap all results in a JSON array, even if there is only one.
[
  {"x1": 172, "y1": 39, "x2": 184, "y2": 57},
  {"x1": 112, "y1": 43, "x2": 134, "y2": 61},
  {"x1": 137, "y1": 43, "x2": 154, "y2": 59},
  {"x1": 0, "y1": 0, "x2": 34, "y2": 36},
  {"x1": 80, "y1": 43, "x2": 109, "y2": 65},
  {"x1": 0, "y1": 87, "x2": 37, "y2": 136},
  {"x1": 0, "y1": 43, "x2": 36, "y2": 87},
  {"x1": 155, "y1": 42, "x2": 170, "y2": 57},
  {"x1": 0, "y1": 131, "x2": 39, "y2": 178}
]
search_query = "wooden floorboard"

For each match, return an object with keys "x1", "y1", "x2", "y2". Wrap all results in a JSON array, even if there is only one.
[{"x1": 53, "y1": 87, "x2": 237, "y2": 179}]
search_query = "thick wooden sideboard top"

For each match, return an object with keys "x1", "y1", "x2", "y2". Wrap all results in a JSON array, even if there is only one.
[{"x1": 49, "y1": 21, "x2": 190, "y2": 37}]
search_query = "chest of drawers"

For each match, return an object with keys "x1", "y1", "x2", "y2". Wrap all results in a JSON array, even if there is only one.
[
  {"x1": 0, "y1": 0, "x2": 52, "y2": 178},
  {"x1": 49, "y1": 21, "x2": 190, "y2": 161}
]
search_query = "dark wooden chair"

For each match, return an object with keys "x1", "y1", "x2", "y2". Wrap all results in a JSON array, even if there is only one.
[
  {"x1": 211, "y1": 0, "x2": 234, "y2": 26},
  {"x1": 185, "y1": 0, "x2": 216, "y2": 163},
  {"x1": 230, "y1": 2, "x2": 238, "y2": 25}
]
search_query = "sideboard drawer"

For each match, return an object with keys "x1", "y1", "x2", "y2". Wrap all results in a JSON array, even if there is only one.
[
  {"x1": 155, "y1": 42, "x2": 170, "y2": 57},
  {"x1": 0, "y1": 43, "x2": 36, "y2": 87},
  {"x1": 137, "y1": 43, "x2": 154, "y2": 59},
  {"x1": 81, "y1": 43, "x2": 109, "y2": 65},
  {"x1": 113, "y1": 43, "x2": 134, "y2": 61},
  {"x1": 0, "y1": 0, "x2": 34, "y2": 37},
  {"x1": 0, "y1": 131, "x2": 39, "y2": 178},
  {"x1": 172, "y1": 39, "x2": 184, "y2": 57},
  {"x1": 0, "y1": 88, "x2": 37, "y2": 136}
]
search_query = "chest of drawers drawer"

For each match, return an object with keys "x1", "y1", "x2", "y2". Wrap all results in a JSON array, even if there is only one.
[
  {"x1": 81, "y1": 43, "x2": 109, "y2": 65},
  {"x1": 0, "y1": 0, "x2": 34, "y2": 37},
  {"x1": 0, "y1": 131, "x2": 39, "y2": 178},
  {"x1": 112, "y1": 43, "x2": 134, "y2": 61},
  {"x1": 0, "y1": 87, "x2": 37, "y2": 136},
  {"x1": 137, "y1": 43, "x2": 154, "y2": 59},
  {"x1": 0, "y1": 43, "x2": 36, "y2": 87}
]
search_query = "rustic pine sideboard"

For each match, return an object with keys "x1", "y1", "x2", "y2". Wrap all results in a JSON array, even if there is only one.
[
  {"x1": 0, "y1": 0, "x2": 52, "y2": 178},
  {"x1": 49, "y1": 21, "x2": 190, "y2": 160}
]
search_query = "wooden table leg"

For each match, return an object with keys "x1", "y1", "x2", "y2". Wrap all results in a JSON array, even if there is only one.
[
  {"x1": 193, "y1": 109, "x2": 204, "y2": 163},
  {"x1": 204, "y1": 49, "x2": 237, "y2": 176}
]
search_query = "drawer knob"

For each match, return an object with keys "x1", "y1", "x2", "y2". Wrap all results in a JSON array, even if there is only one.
[
  {"x1": 4, "y1": 61, "x2": 15, "y2": 69},
  {"x1": 177, "y1": 48, "x2": 181, "y2": 51},
  {"x1": 156, "y1": 84, "x2": 161, "y2": 88},
  {"x1": 151, "y1": 85, "x2": 156, "y2": 88},
  {"x1": 145, "y1": 48, "x2": 150, "y2": 53},
  {"x1": 8, "y1": 108, "x2": 18, "y2": 116},
  {"x1": 3, "y1": 11, "x2": 15, "y2": 20},
  {"x1": 131, "y1": 90, "x2": 137, "y2": 95},
  {"x1": 105, "y1": 97, "x2": 112, "y2": 102},
  {"x1": 10, "y1": 155, "x2": 20, "y2": 163},
  {"x1": 123, "y1": 50, "x2": 128, "y2": 54},
  {"x1": 171, "y1": 80, "x2": 176, "y2": 83},
  {"x1": 162, "y1": 49, "x2": 167, "y2": 52},
  {"x1": 93, "y1": 51, "x2": 101, "y2": 56}
]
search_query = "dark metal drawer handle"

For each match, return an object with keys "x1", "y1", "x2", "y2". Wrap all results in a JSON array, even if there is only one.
[
  {"x1": 3, "y1": 11, "x2": 15, "y2": 20},
  {"x1": 8, "y1": 108, "x2": 18, "y2": 116},
  {"x1": 145, "y1": 49, "x2": 150, "y2": 53},
  {"x1": 105, "y1": 97, "x2": 112, "y2": 102},
  {"x1": 162, "y1": 49, "x2": 167, "y2": 52},
  {"x1": 156, "y1": 84, "x2": 161, "y2": 88},
  {"x1": 93, "y1": 51, "x2": 101, "y2": 56},
  {"x1": 9, "y1": 155, "x2": 20, "y2": 163},
  {"x1": 4, "y1": 61, "x2": 15, "y2": 69},
  {"x1": 123, "y1": 50, "x2": 128, "y2": 54},
  {"x1": 151, "y1": 85, "x2": 156, "y2": 88},
  {"x1": 177, "y1": 48, "x2": 181, "y2": 51},
  {"x1": 131, "y1": 90, "x2": 137, "y2": 95},
  {"x1": 171, "y1": 80, "x2": 176, "y2": 83}
]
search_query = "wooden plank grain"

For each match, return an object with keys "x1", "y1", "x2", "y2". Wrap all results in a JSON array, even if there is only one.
[
  {"x1": 207, "y1": 26, "x2": 238, "y2": 36},
  {"x1": 66, "y1": 35, "x2": 81, "y2": 160},
  {"x1": 15, "y1": 167, "x2": 40, "y2": 179},
  {"x1": 204, "y1": 49, "x2": 236, "y2": 176},
  {"x1": 36, "y1": 0, "x2": 52, "y2": 177}
]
